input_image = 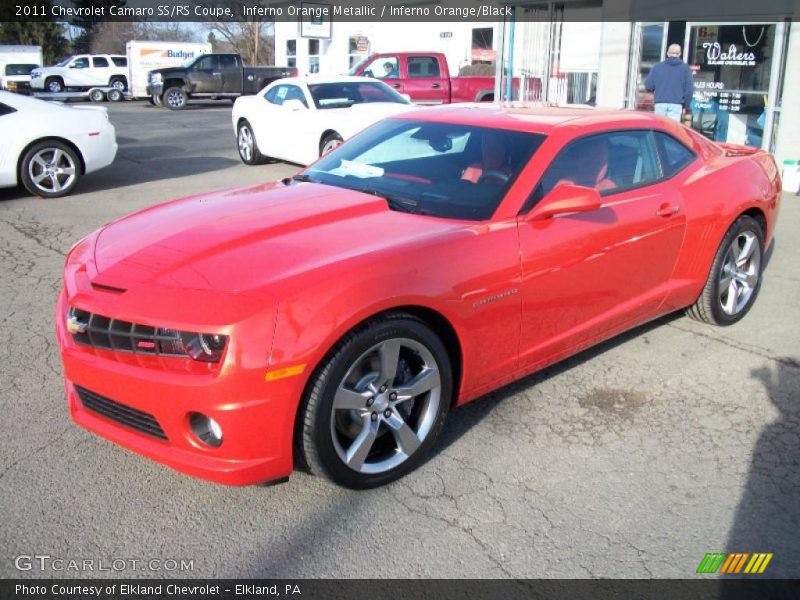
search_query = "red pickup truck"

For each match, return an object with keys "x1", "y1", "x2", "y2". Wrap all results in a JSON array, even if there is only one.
[{"x1": 349, "y1": 51, "x2": 539, "y2": 104}]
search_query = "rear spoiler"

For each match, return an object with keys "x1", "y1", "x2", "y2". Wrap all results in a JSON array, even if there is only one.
[{"x1": 717, "y1": 142, "x2": 761, "y2": 157}]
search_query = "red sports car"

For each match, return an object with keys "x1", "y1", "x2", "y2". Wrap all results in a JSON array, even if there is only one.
[{"x1": 56, "y1": 106, "x2": 782, "y2": 488}]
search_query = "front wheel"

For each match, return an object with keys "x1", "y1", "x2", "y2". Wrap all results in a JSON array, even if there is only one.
[
  {"x1": 298, "y1": 314, "x2": 452, "y2": 489},
  {"x1": 163, "y1": 87, "x2": 187, "y2": 110},
  {"x1": 687, "y1": 215, "x2": 765, "y2": 325},
  {"x1": 237, "y1": 120, "x2": 267, "y2": 165},
  {"x1": 319, "y1": 132, "x2": 343, "y2": 157},
  {"x1": 109, "y1": 77, "x2": 127, "y2": 92},
  {"x1": 45, "y1": 77, "x2": 64, "y2": 93},
  {"x1": 20, "y1": 141, "x2": 81, "y2": 198}
]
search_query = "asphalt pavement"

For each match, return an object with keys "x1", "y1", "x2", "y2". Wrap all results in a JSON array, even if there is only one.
[{"x1": 0, "y1": 101, "x2": 798, "y2": 579}]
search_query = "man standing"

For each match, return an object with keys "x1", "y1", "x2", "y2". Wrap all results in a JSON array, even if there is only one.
[{"x1": 645, "y1": 44, "x2": 694, "y2": 122}]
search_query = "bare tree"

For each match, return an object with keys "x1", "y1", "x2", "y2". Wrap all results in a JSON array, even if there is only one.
[{"x1": 191, "y1": 1, "x2": 274, "y2": 64}]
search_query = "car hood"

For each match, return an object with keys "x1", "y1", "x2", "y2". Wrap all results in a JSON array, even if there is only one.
[
  {"x1": 91, "y1": 181, "x2": 462, "y2": 294},
  {"x1": 320, "y1": 102, "x2": 416, "y2": 119}
]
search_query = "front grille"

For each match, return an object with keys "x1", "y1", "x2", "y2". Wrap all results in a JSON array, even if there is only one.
[
  {"x1": 69, "y1": 308, "x2": 185, "y2": 356},
  {"x1": 75, "y1": 385, "x2": 168, "y2": 441}
]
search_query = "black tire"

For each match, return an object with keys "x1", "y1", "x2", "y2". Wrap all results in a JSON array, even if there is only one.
[
  {"x1": 20, "y1": 140, "x2": 81, "y2": 198},
  {"x1": 236, "y1": 120, "x2": 267, "y2": 165},
  {"x1": 163, "y1": 86, "x2": 188, "y2": 110},
  {"x1": 88, "y1": 89, "x2": 105, "y2": 102},
  {"x1": 152, "y1": 93, "x2": 163, "y2": 107},
  {"x1": 319, "y1": 132, "x2": 343, "y2": 157},
  {"x1": 687, "y1": 215, "x2": 765, "y2": 326},
  {"x1": 109, "y1": 76, "x2": 127, "y2": 92},
  {"x1": 107, "y1": 88, "x2": 123, "y2": 102},
  {"x1": 45, "y1": 77, "x2": 64, "y2": 93},
  {"x1": 297, "y1": 313, "x2": 452, "y2": 489}
]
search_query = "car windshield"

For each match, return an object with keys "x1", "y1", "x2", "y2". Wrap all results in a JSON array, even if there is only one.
[
  {"x1": 55, "y1": 56, "x2": 73, "y2": 67},
  {"x1": 305, "y1": 119, "x2": 545, "y2": 221},
  {"x1": 308, "y1": 81, "x2": 409, "y2": 109},
  {"x1": 5, "y1": 64, "x2": 38, "y2": 76}
]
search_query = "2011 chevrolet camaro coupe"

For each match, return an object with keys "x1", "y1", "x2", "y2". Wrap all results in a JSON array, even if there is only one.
[{"x1": 57, "y1": 105, "x2": 781, "y2": 488}]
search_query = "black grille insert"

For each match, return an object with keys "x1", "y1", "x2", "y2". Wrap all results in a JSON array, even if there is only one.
[
  {"x1": 75, "y1": 386, "x2": 168, "y2": 441},
  {"x1": 69, "y1": 308, "x2": 184, "y2": 356}
]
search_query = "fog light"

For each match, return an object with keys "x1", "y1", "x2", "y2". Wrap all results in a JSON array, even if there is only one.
[{"x1": 189, "y1": 412, "x2": 223, "y2": 447}]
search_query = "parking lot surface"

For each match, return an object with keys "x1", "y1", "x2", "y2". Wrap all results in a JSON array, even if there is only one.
[{"x1": 0, "y1": 101, "x2": 798, "y2": 578}]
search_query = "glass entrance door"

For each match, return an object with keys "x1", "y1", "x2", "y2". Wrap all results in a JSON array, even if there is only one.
[{"x1": 685, "y1": 23, "x2": 782, "y2": 149}]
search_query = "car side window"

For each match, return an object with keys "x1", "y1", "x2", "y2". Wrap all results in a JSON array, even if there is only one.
[
  {"x1": 407, "y1": 56, "x2": 441, "y2": 78},
  {"x1": 195, "y1": 55, "x2": 219, "y2": 70},
  {"x1": 72, "y1": 56, "x2": 89, "y2": 69},
  {"x1": 523, "y1": 130, "x2": 661, "y2": 213},
  {"x1": 264, "y1": 85, "x2": 284, "y2": 104},
  {"x1": 219, "y1": 55, "x2": 239, "y2": 69},
  {"x1": 111, "y1": 57, "x2": 127, "y2": 67},
  {"x1": 654, "y1": 132, "x2": 697, "y2": 178},
  {"x1": 283, "y1": 85, "x2": 308, "y2": 107},
  {"x1": 92, "y1": 57, "x2": 109, "y2": 68},
  {"x1": 362, "y1": 56, "x2": 399, "y2": 79}
]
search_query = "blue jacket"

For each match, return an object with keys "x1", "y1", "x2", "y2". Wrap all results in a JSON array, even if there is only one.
[{"x1": 645, "y1": 57, "x2": 694, "y2": 108}]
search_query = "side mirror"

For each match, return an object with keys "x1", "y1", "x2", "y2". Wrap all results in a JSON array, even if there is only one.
[
  {"x1": 526, "y1": 183, "x2": 602, "y2": 221},
  {"x1": 400, "y1": 93, "x2": 412, "y2": 102},
  {"x1": 283, "y1": 99, "x2": 307, "y2": 111},
  {"x1": 69, "y1": 64, "x2": 78, "y2": 69}
]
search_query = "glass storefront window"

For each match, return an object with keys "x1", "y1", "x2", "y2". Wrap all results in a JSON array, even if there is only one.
[{"x1": 687, "y1": 24, "x2": 776, "y2": 148}]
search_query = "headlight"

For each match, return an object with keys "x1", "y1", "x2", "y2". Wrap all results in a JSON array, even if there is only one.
[
  {"x1": 31, "y1": 71, "x2": 41, "y2": 79},
  {"x1": 150, "y1": 72, "x2": 162, "y2": 83}
]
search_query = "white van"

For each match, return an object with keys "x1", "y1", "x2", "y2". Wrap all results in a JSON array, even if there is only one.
[
  {"x1": 126, "y1": 41, "x2": 212, "y2": 99},
  {"x1": 30, "y1": 54, "x2": 128, "y2": 93}
]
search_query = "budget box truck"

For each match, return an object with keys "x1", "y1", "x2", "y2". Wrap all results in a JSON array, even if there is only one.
[
  {"x1": 126, "y1": 41, "x2": 212, "y2": 99},
  {"x1": 0, "y1": 45, "x2": 43, "y2": 93}
]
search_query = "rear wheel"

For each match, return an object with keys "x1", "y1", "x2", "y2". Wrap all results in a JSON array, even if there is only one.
[
  {"x1": 163, "y1": 87, "x2": 187, "y2": 110},
  {"x1": 88, "y1": 88, "x2": 105, "y2": 102},
  {"x1": 20, "y1": 140, "x2": 81, "y2": 198},
  {"x1": 107, "y1": 88, "x2": 123, "y2": 102},
  {"x1": 298, "y1": 314, "x2": 452, "y2": 489},
  {"x1": 45, "y1": 77, "x2": 64, "y2": 93},
  {"x1": 687, "y1": 215, "x2": 764, "y2": 325},
  {"x1": 236, "y1": 120, "x2": 267, "y2": 165}
]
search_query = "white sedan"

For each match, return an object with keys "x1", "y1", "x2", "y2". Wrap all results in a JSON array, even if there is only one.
[
  {"x1": 232, "y1": 76, "x2": 416, "y2": 166},
  {"x1": 0, "y1": 91, "x2": 117, "y2": 197}
]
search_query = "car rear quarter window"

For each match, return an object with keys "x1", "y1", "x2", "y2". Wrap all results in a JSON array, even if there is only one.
[
  {"x1": 407, "y1": 56, "x2": 441, "y2": 78},
  {"x1": 92, "y1": 57, "x2": 109, "y2": 68},
  {"x1": 111, "y1": 57, "x2": 127, "y2": 67},
  {"x1": 654, "y1": 132, "x2": 697, "y2": 177}
]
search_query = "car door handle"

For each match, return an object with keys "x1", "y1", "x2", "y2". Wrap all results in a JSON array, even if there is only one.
[
  {"x1": 392, "y1": 83, "x2": 401, "y2": 88},
  {"x1": 656, "y1": 203, "x2": 680, "y2": 217},
  {"x1": 432, "y1": 83, "x2": 441, "y2": 89}
]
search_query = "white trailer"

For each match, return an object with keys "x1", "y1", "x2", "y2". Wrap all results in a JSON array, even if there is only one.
[
  {"x1": 126, "y1": 41, "x2": 211, "y2": 99},
  {"x1": 0, "y1": 45, "x2": 43, "y2": 93}
]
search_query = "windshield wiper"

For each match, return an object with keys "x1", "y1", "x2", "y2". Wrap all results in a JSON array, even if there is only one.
[
  {"x1": 291, "y1": 173, "x2": 317, "y2": 184},
  {"x1": 357, "y1": 188, "x2": 426, "y2": 215}
]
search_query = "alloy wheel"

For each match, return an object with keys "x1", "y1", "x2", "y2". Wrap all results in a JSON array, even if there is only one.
[
  {"x1": 330, "y1": 337, "x2": 442, "y2": 474},
  {"x1": 27, "y1": 148, "x2": 77, "y2": 195},
  {"x1": 718, "y1": 230, "x2": 761, "y2": 316},
  {"x1": 238, "y1": 127, "x2": 254, "y2": 162},
  {"x1": 166, "y1": 90, "x2": 184, "y2": 108}
]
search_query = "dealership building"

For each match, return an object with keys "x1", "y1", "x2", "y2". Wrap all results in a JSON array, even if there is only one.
[{"x1": 274, "y1": 0, "x2": 800, "y2": 181}]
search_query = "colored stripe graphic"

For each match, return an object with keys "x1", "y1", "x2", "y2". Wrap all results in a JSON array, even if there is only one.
[{"x1": 698, "y1": 553, "x2": 773, "y2": 574}]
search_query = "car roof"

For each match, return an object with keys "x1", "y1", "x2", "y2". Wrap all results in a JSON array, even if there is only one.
[{"x1": 397, "y1": 103, "x2": 672, "y2": 135}]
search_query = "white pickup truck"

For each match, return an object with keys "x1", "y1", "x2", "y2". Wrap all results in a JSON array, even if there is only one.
[{"x1": 30, "y1": 54, "x2": 128, "y2": 93}]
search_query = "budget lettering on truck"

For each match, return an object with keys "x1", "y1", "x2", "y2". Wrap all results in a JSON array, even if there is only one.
[{"x1": 125, "y1": 41, "x2": 212, "y2": 99}]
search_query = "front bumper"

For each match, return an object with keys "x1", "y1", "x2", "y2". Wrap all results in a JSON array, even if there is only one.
[
  {"x1": 146, "y1": 82, "x2": 163, "y2": 97},
  {"x1": 55, "y1": 286, "x2": 301, "y2": 486}
]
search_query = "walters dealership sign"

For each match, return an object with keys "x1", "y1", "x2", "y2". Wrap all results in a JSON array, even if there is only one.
[{"x1": 702, "y1": 43, "x2": 757, "y2": 66}]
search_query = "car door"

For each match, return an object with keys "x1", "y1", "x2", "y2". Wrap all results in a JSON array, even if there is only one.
[
  {"x1": 402, "y1": 55, "x2": 448, "y2": 104},
  {"x1": 190, "y1": 55, "x2": 221, "y2": 93},
  {"x1": 90, "y1": 56, "x2": 110, "y2": 86},
  {"x1": 219, "y1": 54, "x2": 242, "y2": 93},
  {"x1": 251, "y1": 83, "x2": 312, "y2": 162},
  {"x1": 66, "y1": 55, "x2": 92, "y2": 87},
  {"x1": 516, "y1": 129, "x2": 687, "y2": 372},
  {"x1": 360, "y1": 55, "x2": 403, "y2": 94}
]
